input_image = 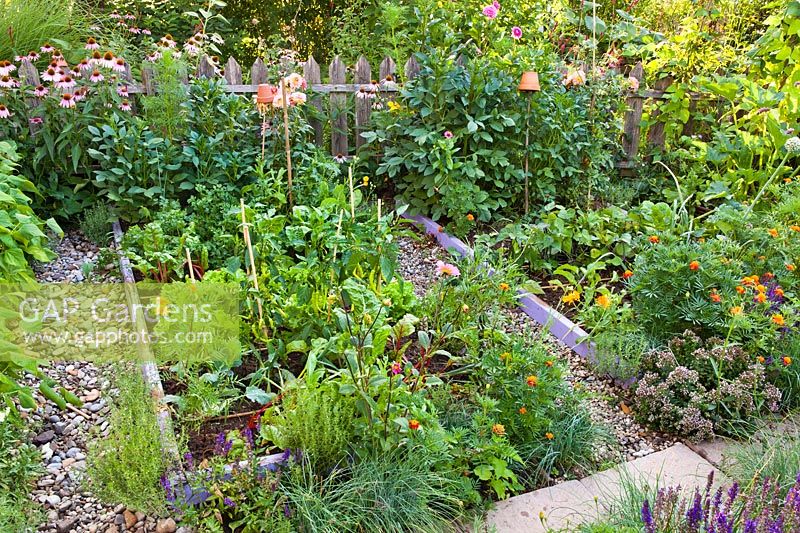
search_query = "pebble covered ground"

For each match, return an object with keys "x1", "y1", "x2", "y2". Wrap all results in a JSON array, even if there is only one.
[
  {"x1": 396, "y1": 233, "x2": 675, "y2": 466},
  {"x1": 24, "y1": 230, "x2": 183, "y2": 533}
]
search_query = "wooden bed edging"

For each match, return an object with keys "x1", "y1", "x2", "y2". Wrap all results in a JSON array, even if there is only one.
[{"x1": 402, "y1": 214, "x2": 596, "y2": 360}]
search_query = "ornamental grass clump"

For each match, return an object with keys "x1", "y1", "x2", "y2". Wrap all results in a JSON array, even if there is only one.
[{"x1": 641, "y1": 470, "x2": 800, "y2": 532}]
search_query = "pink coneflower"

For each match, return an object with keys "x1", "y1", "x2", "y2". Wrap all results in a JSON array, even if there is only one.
[
  {"x1": 89, "y1": 70, "x2": 104, "y2": 83},
  {"x1": 184, "y1": 38, "x2": 200, "y2": 56},
  {"x1": 160, "y1": 34, "x2": 177, "y2": 48},
  {"x1": 145, "y1": 51, "x2": 162, "y2": 62},
  {"x1": 482, "y1": 4, "x2": 498, "y2": 18},
  {"x1": 85, "y1": 37, "x2": 100, "y2": 51},
  {"x1": 0, "y1": 76, "x2": 18, "y2": 88},
  {"x1": 73, "y1": 88, "x2": 86, "y2": 102},
  {"x1": 33, "y1": 85, "x2": 48, "y2": 97},
  {"x1": 41, "y1": 67, "x2": 60, "y2": 82},
  {"x1": 112, "y1": 58, "x2": 126, "y2": 72},
  {"x1": 124, "y1": 13, "x2": 136, "y2": 20},
  {"x1": 78, "y1": 58, "x2": 92, "y2": 71},
  {"x1": 101, "y1": 51, "x2": 115, "y2": 68},
  {"x1": 56, "y1": 75, "x2": 76, "y2": 89},
  {"x1": 29, "y1": 116, "x2": 43, "y2": 125},
  {"x1": 142, "y1": 28, "x2": 152, "y2": 35},
  {"x1": 40, "y1": 43, "x2": 54, "y2": 53},
  {"x1": 0, "y1": 104, "x2": 12, "y2": 119},
  {"x1": 89, "y1": 51, "x2": 103, "y2": 65},
  {"x1": 334, "y1": 153, "x2": 346, "y2": 163},
  {"x1": 59, "y1": 93, "x2": 75, "y2": 108},
  {"x1": 51, "y1": 49, "x2": 64, "y2": 60},
  {"x1": 27, "y1": 51, "x2": 39, "y2": 61},
  {"x1": 0, "y1": 61, "x2": 16, "y2": 76},
  {"x1": 128, "y1": 26, "x2": 141, "y2": 34},
  {"x1": 119, "y1": 100, "x2": 132, "y2": 111},
  {"x1": 71, "y1": 66, "x2": 81, "y2": 76},
  {"x1": 436, "y1": 260, "x2": 461, "y2": 277},
  {"x1": 117, "y1": 85, "x2": 129, "y2": 97},
  {"x1": 109, "y1": 11, "x2": 121, "y2": 19},
  {"x1": 512, "y1": 26, "x2": 522, "y2": 39},
  {"x1": 444, "y1": 130, "x2": 453, "y2": 138},
  {"x1": 14, "y1": 55, "x2": 25, "y2": 62}
]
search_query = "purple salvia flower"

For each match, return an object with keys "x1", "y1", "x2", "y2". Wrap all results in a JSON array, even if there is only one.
[
  {"x1": 223, "y1": 497, "x2": 236, "y2": 507},
  {"x1": 744, "y1": 519, "x2": 758, "y2": 533},
  {"x1": 284, "y1": 502, "x2": 292, "y2": 518},
  {"x1": 160, "y1": 473, "x2": 175, "y2": 502},
  {"x1": 642, "y1": 499, "x2": 655, "y2": 533},
  {"x1": 184, "y1": 451, "x2": 194, "y2": 469},
  {"x1": 686, "y1": 491, "x2": 703, "y2": 531},
  {"x1": 716, "y1": 511, "x2": 733, "y2": 533}
]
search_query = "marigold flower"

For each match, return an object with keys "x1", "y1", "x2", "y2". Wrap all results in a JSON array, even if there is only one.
[
  {"x1": 730, "y1": 306, "x2": 743, "y2": 316},
  {"x1": 518, "y1": 407, "x2": 527, "y2": 415},
  {"x1": 526, "y1": 375, "x2": 538, "y2": 387},
  {"x1": 408, "y1": 419, "x2": 420, "y2": 430},
  {"x1": 623, "y1": 270, "x2": 633, "y2": 279},
  {"x1": 757, "y1": 356, "x2": 765, "y2": 364},
  {"x1": 596, "y1": 294, "x2": 611, "y2": 308},
  {"x1": 499, "y1": 352, "x2": 511, "y2": 361},
  {"x1": 756, "y1": 284, "x2": 767, "y2": 294},
  {"x1": 791, "y1": 225, "x2": 800, "y2": 232},
  {"x1": 499, "y1": 282, "x2": 510, "y2": 291},
  {"x1": 709, "y1": 290, "x2": 721, "y2": 303},
  {"x1": 689, "y1": 261, "x2": 700, "y2": 271},
  {"x1": 763, "y1": 272, "x2": 774, "y2": 280},
  {"x1": 562, "y1": 290, "x2": 581, "y2": 304},
  {"x1": 784, "y1": 356, "x2": 792, "y2": 366},
  {"x1": 492, "y1": 423, "x2": 506, "y2": 436},
  {"x1": 775, "y1": 287, "x2": 785, "y2": 298},
  {"x1": 466, "y1": 213, "x2": 474, "y2": 222},
  {"x1": 768, "y1": 228, "x2": 779, "y2": 238},
  {"x1": 788, "y1": 264, "x2": 796, "y2": 272},
  {"x1": 545, "y1": 432, "x2": 554, "y2": 440},
  {"x1": 435, "y1": 260, "x2": 460, "y2": 277},
  {"x1": 544, "y1": 360, "x2": 554, "y2": 367},
  {"x1": 787, "y1": 178, "x2": 794, "y2": 184},
  {"x1": 755, "y1": 293, "x2": 767, "y2": 303},
  {"x1": 773, "y1": 314, "x2": 785, "y2": 326},
  {"x1": 735, "y1": 286, "x2": 746, "y2": 294},
  {"x1": 648, "y1": 235, "x2": 660, "y2": 244}
]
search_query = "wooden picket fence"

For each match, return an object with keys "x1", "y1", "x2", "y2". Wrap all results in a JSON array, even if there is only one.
[{"x1": 15, "y1": 52, "x2": 708, "y2": 171}]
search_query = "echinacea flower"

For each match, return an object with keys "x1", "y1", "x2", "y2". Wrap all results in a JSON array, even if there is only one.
[
  {"x1": 333, "y1": 153, "x2": 346, "y2": 163},
  {"x1": 562, "y1": 290, "x2": 581, "y2": 304},
  {"x1": 435, "y1": 260, "x2": 460, "y2": 277},
  {"x1": 85, "y1": 37, "x2": 100, "y2": 50},
  {"x1": 27, "y1": 51, "x2": 40, "y2": 61},
  {"x1": 78, "y1": 59, "x2": 91, "y2": 71},
  {"x1": 443, "y1": 130, "x2": 453, "y2": 139},
  {"x1": 408, "y1": 419, "x2": 420, "y2": 431},
  {"x1": 596, "y1": 294, "x2": 611, "y2": 308},
  {"x1": 117, "y1": 85, "x2": 129, "y2": 97},
  {"x1": 41, "y1": 67, "x2": 60, "y2": 82},
  {"x1": 128, "y1": 26, "x2": 141, "y2": 34},
  {"x1": 119, "y1": 100, "x2": 132, "y2": 112},
  {"x1": 89, "y1": 70, "x2": 104, "y2": 83},
  {"x1": 482, "y1": 5, "x2": 498, "y2": 19},
  {"x1": 0, "y1": 105, "x2": 11, "y2": 119},
  {"x1": 33, "y1": 85, "x2": 47, "y2": 97},
  {"x1": 142, "y1": 28, "x2": 152, "y2": 35},
  {"x1": 511, "y1": 26, "x2": 523, "y2": 39},
  {"x1": 492, "y1": 423, "x2": 506, "y2": 436},
  {"x1": 526, "y1": 375, "x2": 538, "y2": 387},
  {"x1": 146, "y1": 50, "x2": 162, "y2": 62},
  {"x1": 112, "y1": 58, "x2": 126, "y2": 72},
  {"x1": 101, "y1": 51, "x2": 115, "y2": 69},
  {"x1": 773, "y1": 314, "x2": 785, "y2": 326},
  {"x1": 184, "y1": 38, "x2": 200, "y2": 56},
  {"x1": 59, "y1": 93, "x2": 75, "y2": 108},
  {"x1": 41, "y1": 43, "x2": 54, "y2": 53},
  {"x1": 0, "y1": 60, "x2": 16, "y2": 76},
  {"x1": 56, "y1": 75, "x2": 75, "y2": 89},
  {"x1": 0, "y1": 76, "x2": 17, "y2": 88},
  {"x1": 689, "y1": 260, "x2": 700, "y2": 271}
]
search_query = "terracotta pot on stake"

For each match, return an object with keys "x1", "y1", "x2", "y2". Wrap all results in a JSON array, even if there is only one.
[
  {"x1": 519, "y1": 71, "x2": 541, "y2": 215},
  {"x1": 255, "y1": 84, "x2": 277, "y2": 160}
]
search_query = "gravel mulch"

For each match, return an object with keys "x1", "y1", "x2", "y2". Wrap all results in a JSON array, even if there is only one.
[
  {"x1": 22, "y1": 229, "x2": 184, "y2": 533},
  {"x1": 395, "y1": 233, "x2": 674, "y2": 467}
]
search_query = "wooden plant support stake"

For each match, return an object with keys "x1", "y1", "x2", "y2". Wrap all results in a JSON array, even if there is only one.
[
  {"x1": 280, "y1": 76, "x2": 294, "y2": 208},
  {"x1": 377, "y1": 199, "x2": 383, "y2": 290},
  {"x1": 330, "y1": 210, "x2": 344, "y2": 285},
  {"x1": 240, "y1": 199, "x2": 266, "y2": 336},
  {"x1": 185, "y1": 248, "x2": 196, "y2": 283},
  {"x1": 348, "y1": 167, "x2": 355, "y2": 220}
]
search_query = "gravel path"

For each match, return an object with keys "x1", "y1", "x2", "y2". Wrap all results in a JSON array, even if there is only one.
[
  {"x1": 396, "y1": 233, "x2": 674, "y2": 466},
  {"x1": 23, "y1": 230, "x2": 181, "y2": 533}
]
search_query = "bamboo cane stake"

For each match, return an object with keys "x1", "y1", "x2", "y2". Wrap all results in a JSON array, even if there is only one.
[
  {"x1": 281, "y1": 76, "x2": 293, "y2": 208},
  {"x1": 240, "y1": 199, "x2": 266, "y2": 334},
  {"x1": 185, "y1": 248, "x2": 196, "y2": 283},
  {"x1": 348, "y1": 167, "x2": 355, "y2": 220}
]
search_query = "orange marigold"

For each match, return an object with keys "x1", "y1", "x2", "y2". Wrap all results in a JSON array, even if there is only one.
[
  {"x1": 756, "y1": 284, "x2": 767, "y2": 294},
  {"x1": 596, "y1": 294, "x2": 611, "y2": 308},
  {"x1": 735, "y1": 286, "x2": 746, "y2": 294},
  {"x1": 730, "y1": 306, "x2": 744, "y2": 316},
  {"x1": 768, "y1": 228, "x2": 779, "y2": 238},
  {"x1": 562, "y1": 290, "x2": 581, "y2": 304},
  {"x1": 623, "y1": 270, "x2": 633, "y2": 279},
  {"x1": 775, "y1": 287, "x2": 785, "y2": 298},
  {"x1": 788, "y1": 264, "x2": 796, "y2": 272},
  {"x1": 648, "y1": 235, "x2": 660, "y2": 244},
  {"x1": 544, "y1": 360, "x2": 554, "y2": 367},
  {"x1": 757, "y1": 356, "x2": 766, "y2": 364},
  {"x1": 710, "y1": 290, "x2": 722, "y2": 303},
  {"x1": 518, "y1": 407, "x2": 527, "y2": 415},
  {"x1": 756, "y1": 293, "x2": 767, "y2": 303},
  {"x1": 784, "y1": 356, "x2": 793, "y2": 366},
  {"x1": 791, "y1": 225, "x2": 800, "y2": 232},
  {"x1": 689, "y1": 260, "x2": 700, "y2": 271},
  {"x1": 773, "y1": 314, "x2": 786, "y2": 326},
  {"x1": 526, "y1": 375, "x2": 538, "y2": 387},
  {"x1": 499, "y1": 282, "x2": 510, "y2": 291},
  {"x1": 466, "y1": 213, "x2": 475, "y2": 221},
  {"x1": 545, "y1": 432, "x2": 554, "y2": 440},
  {"x1": 409, "y1": 419, "x2": 421, "y2": 431},
  {"x1": 492, "y1": 423, "x2": 506, "y2": 436}
]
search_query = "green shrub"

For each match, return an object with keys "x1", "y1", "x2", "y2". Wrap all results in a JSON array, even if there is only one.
[
  {"x1": 79, "y1": 203, "x2": 114, "y2": 245},
  {"x1": 0, "y1": 413, "x2": 43, "y2": 533},
  {"x1": 262, "y1": 380, "x2": 356, "y2": 472},
  {"x1": 86, "y1": 370, "x2": 168, "y2": 515}
]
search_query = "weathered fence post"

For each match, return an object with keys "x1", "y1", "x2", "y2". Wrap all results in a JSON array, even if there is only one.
[
  {"x1": 224, "y1": 57, "x2": 242, "y2": 85},
  {"x1": 354, "y1": 56, "x2": 372, "y2": 150},
  {"x1": 645, "y1": 75, "x2": 673, "y2": 157},
  {"x1": 303, "y1": 56, "x2": 324, "y2": 147},
  {"x1": 251, "y1": 58, "x2": 267, "y2": 85},
  {"x1": 196, "y1": 55, "x2": 216, "y2": 79},
  {"x1": 379, "y1": 56, "x2": 396, "y2": 83},
  {"x1": 404, "y1": 56, "x2": 420, "y2": 81},
  {"x1": 19, "y1": 59, "x2": 42, "y2": 133},
  {"x1": 141, "y1": 65, "x2": 156, "y2": 95},
  {"x1": 621, "y1": 62, "x2": 645, "y2": 173},
  {"x1": 329, "y1": 56, "x2": 348, "y2": 157}
]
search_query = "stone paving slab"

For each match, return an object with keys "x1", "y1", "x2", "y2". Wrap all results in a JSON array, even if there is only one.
[{"x1": 485, "y1": 443, "x2": 721, "y2": 532}]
